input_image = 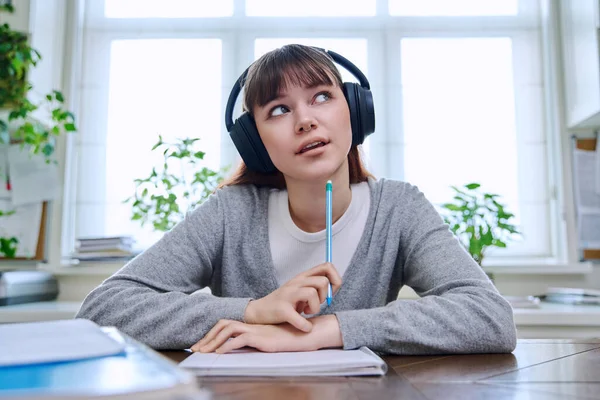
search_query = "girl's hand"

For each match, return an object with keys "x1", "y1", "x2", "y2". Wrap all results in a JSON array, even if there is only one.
[
  {"x1": 243, "y1": 262, "x2": 342, "y2": 332},
  {"x1": 191, "y1": 315, "x2": 343, "y2": 354}
]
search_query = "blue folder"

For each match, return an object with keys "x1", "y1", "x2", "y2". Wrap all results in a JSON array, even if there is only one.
[{"x1": 0, "y1": 328, "x2": 201, "y2": 399}]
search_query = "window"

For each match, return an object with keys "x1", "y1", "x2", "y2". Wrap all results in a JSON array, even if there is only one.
[
  {"x1": 399, "y1": 37, "x2": 549, "y2": 256},
  {"x1": 389, "y1": 0, "x2": 518, "y2": 16},
  {"x1": 104, "y1": 0, "x2": 233, "y2": 18},
  {"x1": 77, "y1": 38, "x2": 221, "y2": 248},
  {"x1": 246, "y1": 0, "x2": 376, "y2": 17},
  {"x1": 75, "y1": 0, "x2": 553, "y2": 262}
]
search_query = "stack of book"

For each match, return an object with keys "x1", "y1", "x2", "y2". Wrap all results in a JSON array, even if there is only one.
[
  {"x1": 71, "y1": 236, "x2": 138, "y2": 262},
  {"x1": 503, "y1": 295, "x2": 541, "y2": 309},
  {"x1": 540, "y1": 287, "x2": 600, "y2": 306}
]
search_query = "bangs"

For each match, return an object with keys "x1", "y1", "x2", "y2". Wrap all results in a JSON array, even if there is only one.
[{"x1": 243, "y1": 45, "x2": 343, "y2": 114}]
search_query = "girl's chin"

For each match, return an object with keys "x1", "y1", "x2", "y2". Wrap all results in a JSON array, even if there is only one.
[{"x1": 282, "y1": 161, "x2": 349, "y2": 184}]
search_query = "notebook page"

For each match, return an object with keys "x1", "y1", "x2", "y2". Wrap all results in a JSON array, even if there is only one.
[
  {"x1": 0, "y1": 319, "x2": 126, "y2": 366},
  {"x1": 179, "y1": 347, "x2": 387, "y2": 376}
]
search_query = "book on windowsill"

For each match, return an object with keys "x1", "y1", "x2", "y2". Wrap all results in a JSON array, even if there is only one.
[
  {"x1": 545, "y1": 287, "x2": 600, "y2": 297},
  {"x1": 75, "y1": 236, "x2": 135, "y2": 251},
  {"x1": 538, "y1": 287, "x2": 600, "y2": 306},
  {"x1": 75, "y1": 235, "x2": 135, "y2": 247},
  {"x1": 71, "y1": 235, "x2": 139, "y2": 262},
  {"x1": 70, "y1": 251, "x2": 139, "y2": 261},
  {"x1": 503, "y1": 295, "x2": 541, "y2": 309},
  {"x1": 540, "y1": 294, "x2": 600, "y2": 306}
]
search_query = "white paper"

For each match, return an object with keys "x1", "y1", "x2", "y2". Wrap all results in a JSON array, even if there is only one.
[
  {"x1": 7, "y1": 144, "x2": 59, "y2": 206},
  {"x1": 597, "y1": 141, "x2": 600, "y2": 195},
  {"x1": 0, "y1": 199, "x2": 42, "y2": 258},
  {"x1": 0, "y1": 319, "x2": 126, "y2": 367},
  {"x1": 179, "y1": 347, "x2": 387, "y2": 376},
  {"x1": 0, "y1": 146, "x2": 9, "y2": 199},
  {"x1": 573, "y1": 148, "x2": 600, "y2": 248}
]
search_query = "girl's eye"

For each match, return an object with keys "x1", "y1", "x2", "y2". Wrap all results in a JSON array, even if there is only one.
[
  {"x1": 314, "y1": 92, "x2": 331, "y2": 103},
  {"x1": 270, "y1": 105, "x2": 288, "y2": 117}
]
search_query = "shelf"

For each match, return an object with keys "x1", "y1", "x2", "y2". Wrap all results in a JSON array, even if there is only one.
[
  {"x1": 0, "y1": 301, "x2": 81, "y2": 323},
  {"x1": 513, "y1": 302, "x2": 600, "y2": 326},
  {"x1": 482, "y1": 261, "x2": 594, "y2": 275}
]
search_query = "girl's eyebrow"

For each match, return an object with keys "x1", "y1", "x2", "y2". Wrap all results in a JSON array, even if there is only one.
[{"x1": 263, "y1": 83, "x2": 332, "y2": 106}]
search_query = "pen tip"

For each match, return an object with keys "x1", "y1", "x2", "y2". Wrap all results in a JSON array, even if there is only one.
[{"x1": 326, "y1": 180, "x2": 332, "y2": 190}]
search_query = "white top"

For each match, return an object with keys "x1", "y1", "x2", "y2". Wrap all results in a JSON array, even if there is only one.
[{"x1": 268, "y1": 182, "x2": 370, "y2": 286}]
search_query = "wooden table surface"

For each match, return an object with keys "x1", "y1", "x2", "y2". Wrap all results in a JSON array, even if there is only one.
[{"x1": 161, "y1": 338, "x2": 600, "y2": 400}]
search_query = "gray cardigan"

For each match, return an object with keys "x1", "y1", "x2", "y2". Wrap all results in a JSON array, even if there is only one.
[{"x1": 76, "y1": 178, "x2": 517, "y2": 354}]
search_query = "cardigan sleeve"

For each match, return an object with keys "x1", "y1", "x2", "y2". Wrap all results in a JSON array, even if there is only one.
[
  {"x1": 334, "y1": 184, "x2": 517, "y2": 355},
  {"x1": 75, "y1": 189, "x2": 252, "y2": 350}
]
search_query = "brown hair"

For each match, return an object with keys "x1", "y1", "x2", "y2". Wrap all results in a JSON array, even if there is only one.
[{"x1": 219, "y1": 44, "x2": 374, "y2": 189}]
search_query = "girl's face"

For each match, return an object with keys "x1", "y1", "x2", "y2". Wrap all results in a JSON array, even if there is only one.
[{"x1": 253, "y1": 81, "x2": 352, "y2": 183}]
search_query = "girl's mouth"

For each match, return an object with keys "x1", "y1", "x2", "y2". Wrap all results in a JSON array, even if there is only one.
[{"x1": 298, "y1": 141, "x2": 327, "y2": 154}]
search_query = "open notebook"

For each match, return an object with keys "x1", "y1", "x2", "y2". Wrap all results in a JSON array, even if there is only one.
[{"x1": 179, "y1": 346, "x2": 387, "y2": 376}]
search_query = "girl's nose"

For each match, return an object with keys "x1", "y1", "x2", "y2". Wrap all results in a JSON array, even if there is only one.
[{"x1": 295, "y1": 113, "x2": 317, "y2": 134}]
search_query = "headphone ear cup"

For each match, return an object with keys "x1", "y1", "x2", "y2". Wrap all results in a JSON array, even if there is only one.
[
  {"x1": 343, "y1": 83, "x2": 361, "y2": 146},
  {"x1": 229, "y1": 113, "x2": 276, "y2": 174},
  {"x1": 343, "y1": 82, "x2": 376, "y2": 146}
]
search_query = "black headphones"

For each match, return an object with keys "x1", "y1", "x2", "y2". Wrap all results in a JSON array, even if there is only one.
[{"x1": 225, "y1": 47, "x2": 375, "y2": 174}]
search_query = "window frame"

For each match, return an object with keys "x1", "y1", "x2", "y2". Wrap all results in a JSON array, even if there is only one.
[{"x1": 63, "y1": 0, "x2": 574, "y2": 269}]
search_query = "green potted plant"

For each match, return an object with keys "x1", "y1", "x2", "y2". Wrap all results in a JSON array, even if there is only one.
[
  {"x1": 440, "y1": 183, "x2": 521, "y2": 275},
  {"x1": 125, "y1": 136, "x2": 229, "y2": 233},
  {"x1": 0, "y1": 3, "x2": 77, "y2": 258},
  {"x1": 0, "y1": 209, "x2": 18, "y2": 258}
]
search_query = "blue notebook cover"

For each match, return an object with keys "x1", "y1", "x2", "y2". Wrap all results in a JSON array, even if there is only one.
[{"x1": 0, "y1": 328, "x2": 200, "y2": 399}]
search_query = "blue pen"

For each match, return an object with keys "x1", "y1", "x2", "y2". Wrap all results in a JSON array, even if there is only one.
[{"x1": 326, "y1": 180, "x2": 333, "y2": 306}]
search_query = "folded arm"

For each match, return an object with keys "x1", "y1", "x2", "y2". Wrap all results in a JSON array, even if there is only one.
[
  {"x1": 335, "y1": 185, "x2": 517, "y2": 355},
  {"x1": 76, "y1": 192, "x2": 252, "y2": 350}
]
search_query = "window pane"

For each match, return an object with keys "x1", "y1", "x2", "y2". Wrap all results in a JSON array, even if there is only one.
[
  {"x1": 93, "y1": 39, "x2": 221, "y2": 249},
  {"x1": 390, "y1": 0, "x2": 518, "y2": 16},
  {"x1": 254, "y1": 38, "x2": 371, "y2": 156},
  {"x1": 105, "y1": 0, "x2": 233, "y2": 18},
  {"x1": 255, "y1": 38, "x2": 368, "y2": 80},
  {"x1": 400, "y1": 38, "x2": 520, "y2": 224},
  {"x1": 247, "y1": 0, "x2": 375, "y2": 17}
]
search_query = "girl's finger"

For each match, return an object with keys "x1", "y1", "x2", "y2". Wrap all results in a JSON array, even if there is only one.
[
  {"x1": 298, "y1": 276, "x2": 331, "y2": 303},
  {"x1": 200, "y1": 322, "x2": 247, "y2": 353},
  {"x1": 297, "y1": 287, "x2": 321, "y2": 315},
  {"x1": 298, "y1": 263, "x2": 342, "y2": 292},
  {"x1": 193, "y1": 319, "x2": 231, "y2": 350},
  {"x1": 216, "y1": 334, "x2": 249, "y2": 354},
  {"x1": 282, "y1": 305, "x2": 313, "y2": 333}
]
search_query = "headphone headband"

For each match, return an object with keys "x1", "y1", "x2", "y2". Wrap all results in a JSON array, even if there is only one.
[
  {"x1": 225, "y1": 48, "x2": 370, "y2": 131},
  {"x1": 225, "y1": 45, "x2": 375, "y2": 174}
]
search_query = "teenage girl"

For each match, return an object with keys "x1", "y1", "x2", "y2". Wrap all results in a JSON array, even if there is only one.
[{"x1": 77, "y1": 44, "x2": 516, "y2": 355}]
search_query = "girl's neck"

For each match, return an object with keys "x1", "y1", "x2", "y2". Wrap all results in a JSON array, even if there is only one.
[{"x1": 285, "y1": 165, "x2": 352, "y2": 233}]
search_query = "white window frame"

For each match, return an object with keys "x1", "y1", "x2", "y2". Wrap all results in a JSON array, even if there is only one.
[{"x1": 56, "y1": 0, "x2": 584, "y2": 272}]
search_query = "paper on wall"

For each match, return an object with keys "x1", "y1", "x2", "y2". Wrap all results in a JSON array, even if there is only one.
[
  {"x1": 7, "y1": 144, "x2": 59, "y2": 206},
  {"x1": 596, "y1": 140, "x2": 600, "y2": 195},
  {"x1": 0, "y1": 146, "x2": 9, "y2": 199},
  {"x1": 573, "y1": 148, "x2": 600, "y2": 248},
  {"x1": 0, "y1": 199, "x2": 42, "y2": 258}
]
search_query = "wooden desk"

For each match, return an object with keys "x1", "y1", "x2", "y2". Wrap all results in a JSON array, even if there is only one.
[{"x1": 161, "y1": 338, "x2": 600, "y2": 400}]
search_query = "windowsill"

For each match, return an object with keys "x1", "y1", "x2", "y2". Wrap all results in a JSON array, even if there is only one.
[
  {"x1": 1, "y1": 257, "x2": 595, "y2": 276},
  {"x1": 482, "y1": 259, "x2": 594, "y2": 275},
  {"x1": 41, "y1": 261, "x2": 128, "y2": 276},
  {"x1": 513, "y1": 302, "x2": 600, "y2": 326},
  {"x1": 0, "y1": 301, "x2": 81, "y2": 323},
  {"x1": 1, "y1": 300, "x2": 598, "y2": 327}
]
